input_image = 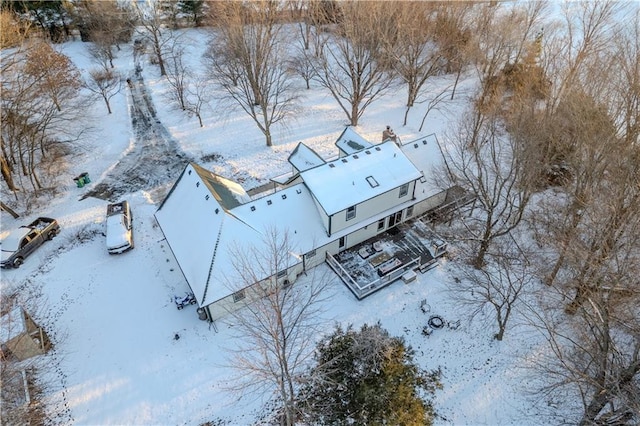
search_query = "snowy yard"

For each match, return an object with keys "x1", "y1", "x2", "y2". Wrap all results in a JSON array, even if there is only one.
[{"x1": 2, "y1": 32, "x2": 556, "y2": 425}]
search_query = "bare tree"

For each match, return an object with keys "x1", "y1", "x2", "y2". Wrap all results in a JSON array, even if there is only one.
[
  {"x1": 203, "y1": 0, "x2": 299, "y2": 147},
  {"x1": 165, "y1": 45, "x2": 210, "y2": 127},
  {"x1": 2, "y1": 39, "x2": 86, "y2": 194},
  {"x1": 541, "y1": 1, "x2": 623, "y2": 114},
  {"x1": 287, "y1": 47, "x2": 316, "y2": 90},
  {"x1": 223, "y1": 229, "x2": 333, "y2": 426},
  {"x1": 308, "y1": 1, "x2": 396, "y2": 126},
  {"x1": 531, "y1": 279, "x2": 640, "y2": 425},
  {"x1": 442, "y1": 113, "x2": 533, "y2": 268},
  {"x1": 67, "y1": 0, "x2": 135, "y2": 65},
  {"x1": 429, "y1": 2, "x2": 474, "y2": 100},
  {"x1": 84, "y1": 69, "x2": 122, "y2": 114},
  {"x1": 165, "y1": 44, "x2": 189, "y2": 111},
  {"x1": 184, "y1": 77, "x2": 209, "y2": 128},
  {"x1": 386, "y1": 2, "x2": 445, "y2": 126},
  {"x1": 134, "y1": 0, "x2": 172, "y2": 76},
  {"x1": 418, "y1": 85, "x2": 452, "y2": 132},
  {"x1": 23, "y1": 41, "x2": 82, "y2": 113},
  {"x1": 449, "y1": 240, "x2": 534, "y2": 341}
]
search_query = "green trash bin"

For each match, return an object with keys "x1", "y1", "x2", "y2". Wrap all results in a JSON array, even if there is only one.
[
  {"x1": 74, "y1": 176, "x2": 85, "y2": 188},
  {"x1": 80, "y1": 172, "x2": 91, "y2": 184}
]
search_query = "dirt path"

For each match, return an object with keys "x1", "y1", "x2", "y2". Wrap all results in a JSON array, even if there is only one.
[{"x1": 82, "y1": 68, "x2": 190, "y2": 202}]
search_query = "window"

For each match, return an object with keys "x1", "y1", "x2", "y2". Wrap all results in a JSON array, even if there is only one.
[
  {"x1": 366, "y1": 176, "x2": 379, "y2": 188},
  {"x1": 346, "y1": 205, "x2": 356, "y2": 221},
  {"x1": 377, "y1": 218, "x2": 385, "y2": 231},
  {"x1": 277, "y1": 270, "x2": 287, "y2": 278},
  {"x1": 406, "y1": 205, "x2": 414, "y2": 218},
  {"x1": 232, "y1": 290, "x2": 246, "y2": 302},
  {"x1": 399, "y1": 183, "x2": 409, "y2": 197},
  {"x1": 305, "y1": 249, "x2": 316, "y2": 259}
]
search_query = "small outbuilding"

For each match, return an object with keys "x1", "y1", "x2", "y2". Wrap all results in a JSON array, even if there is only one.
[{"x1": 0, "y1": 307, "x2": 50, "y2": 361}]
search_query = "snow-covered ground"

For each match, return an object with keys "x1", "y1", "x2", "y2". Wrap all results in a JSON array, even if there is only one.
[{"x1": 2, "y1": 32, "x2": 555, "y2": 425}]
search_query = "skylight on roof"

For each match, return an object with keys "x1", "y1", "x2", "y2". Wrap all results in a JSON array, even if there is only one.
[{"x1": 366, "y1": 176, "x2": 379, "y2": 188}]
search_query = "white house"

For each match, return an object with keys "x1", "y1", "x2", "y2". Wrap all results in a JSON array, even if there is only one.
[{"x1": 155, "y1": 128, "x2": 453, "y2": 322}]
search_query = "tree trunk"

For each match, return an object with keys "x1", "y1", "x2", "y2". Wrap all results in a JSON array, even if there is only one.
[
  {"x1": 578, "y1": 348, "x2": 640, "y2": 425},
  {"x1": 451, "y1": 65, "x2": 462, "y2": 100},
  {"x1": 0, "y1": 155, "x2": 17, "y2": 192},
  {"x1": 103, "y1": 95, "x2": 112, "y2": 114},
  {"x1": 350, "y1": 103, "x2": 359, "y2": 126}
]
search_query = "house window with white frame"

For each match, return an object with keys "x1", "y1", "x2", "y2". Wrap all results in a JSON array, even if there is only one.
[
  {"x1": 399, "y1": 183, "x2": 409, "y2": 198},
  {"x1": 346, "y1": 205, "x2": 356, "y2": 221},
  {"x1": 377, "y1": 218, "x2": 385, "y2": 231},
  {"x1": 305, "y1": 249, "x2": 316, "y2": 259},
  {"x1": 233, "y1": 289, "x2": 246, "y2": 302},
  {"x1": 406, "y1": 205, "x2": 414, "y2": 218},
  {"x1": 277, "y1": 270, "x2": 287, "y2": 278}
]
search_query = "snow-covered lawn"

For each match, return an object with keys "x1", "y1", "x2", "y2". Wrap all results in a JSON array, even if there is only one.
[{"x1": 2, "y1": 34, "x2": 553, "y2": 425}]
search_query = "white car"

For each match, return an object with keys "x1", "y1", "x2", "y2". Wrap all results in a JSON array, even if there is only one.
[{"x1": 106, "y1": 201, "x2": 134, "y2": 254}]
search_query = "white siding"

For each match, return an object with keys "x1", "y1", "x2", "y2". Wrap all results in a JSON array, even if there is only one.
[
  {"x1": 330, "y1": 181, "x2": 416, "y2": 235},
  {"x1": 412, "y1": 191, "x2": 447, "y2": 217},
  {"x1": 206, "y1": 262, "x2": 304, "y2": 321}
]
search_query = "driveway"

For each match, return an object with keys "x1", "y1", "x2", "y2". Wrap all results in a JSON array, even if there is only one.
[{"x1": 82, "y1": 68, "x2": 190, "y2": 202}]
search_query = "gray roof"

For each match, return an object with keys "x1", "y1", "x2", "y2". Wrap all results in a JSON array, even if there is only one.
[{"x1": 191, "y1": 163, "x2": 251, "y2": 210}]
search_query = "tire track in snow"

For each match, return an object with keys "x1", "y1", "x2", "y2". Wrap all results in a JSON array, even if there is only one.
[{"x1": 82, "y1": 70, "x2": 191, "y2": 202}]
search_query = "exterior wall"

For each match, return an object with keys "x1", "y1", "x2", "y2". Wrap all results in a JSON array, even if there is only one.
[
  {"x1": 205, "y1": 261, "x2": 304, "y2": 322},
  {"x1": 303, "y1": 242, "x2": 336, "y2": 270},
  {"x1": 412, "y1": 191, "x2": 447, "y2": 217},
  {"x1": 311, "y1": 197, "x2": 330, "y2": 233},
  {"x1": 329, "y1": 181, "x2": 416, "y2": 235},
  {"x1": 339, "y1": 223, "x2": 379, "y2": 251}
]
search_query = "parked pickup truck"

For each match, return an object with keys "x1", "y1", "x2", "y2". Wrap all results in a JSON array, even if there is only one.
[{"x1": 1, "y1": 217, "x2": 60, "y2": 269}]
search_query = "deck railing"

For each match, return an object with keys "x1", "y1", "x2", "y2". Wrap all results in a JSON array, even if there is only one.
[{"x1": 326, "y1": 252, "x2": 422, "y2": 300}]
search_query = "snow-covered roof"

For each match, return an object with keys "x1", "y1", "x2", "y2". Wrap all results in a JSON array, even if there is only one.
[
  {"x1": 300, "y1": 141, "x2": 422, "y2": 216},
  {"x1": 191, "y1": 163, "x2": 251, "y2": 210},
  {"x1": 0, "y1": 306, "x2": 27, "y2": 344},
  {"x1": 156, "y1": 164, "x2": 262, "y2": 306},
  {"x1": 156, "y1": 164, "x2": 305, "y2": 307},
  {"x1": 335, "y1": 126, "x2": 373, "y2": 155},
  {"x1": 400, "y1": 134, "x2": 447, "y2": 200},
  {"x1": 232, "y1": 183, "x2": 329, "y2": 256},
  {"x1": 288, "y1": 143, "x2": 325, "y2": 173},
  {"x1": 156, "y1": 135, "x2": 446, "y2": 307}
]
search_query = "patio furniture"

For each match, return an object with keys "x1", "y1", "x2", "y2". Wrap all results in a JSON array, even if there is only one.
[
  {"x1": 377, "y1": 257, "x2": 403, "y2": 276},
  {"x1": 358, "y1": 246, "x2": 372, "y2": 259},
  {"x1": 402, "y1": 270, "x2": 417, "y2": 283},
  {"x1": 369, "y1": 252, "x2": 391, "y2": 267}
]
